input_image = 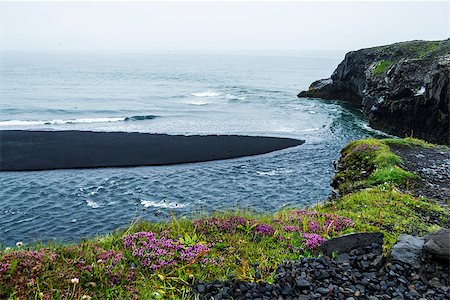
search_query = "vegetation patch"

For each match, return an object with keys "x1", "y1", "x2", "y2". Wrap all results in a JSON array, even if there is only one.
[
  {"x1": 333, "y1": 138, "x2": 418, "y2": 194},
  {"x1": 0, "y1": 210, "x2": 355, "y2": 299},
  {"x1": 318, "y1": 186, "x2": 446, "y2": 250},
  {"x1": 372, "y1": 60, "x2": 392, "y2": 76},
  {"x1": 325, "y1": 137, "x2": 448, "y2": 250}
]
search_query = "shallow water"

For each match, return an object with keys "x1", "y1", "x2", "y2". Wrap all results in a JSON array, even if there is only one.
[{"x1": 0, "y1": 51, "x2": 382, "y2": 246}]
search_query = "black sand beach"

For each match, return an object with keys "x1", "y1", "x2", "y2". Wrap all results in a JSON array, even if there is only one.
[{"x1": 0, "y1": 130, "x2": 304, "y2": 171}]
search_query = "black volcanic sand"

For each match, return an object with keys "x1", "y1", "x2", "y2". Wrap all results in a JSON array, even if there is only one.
[{"x1": 0, "y1": 130, "x2": 304, "y2": 171}]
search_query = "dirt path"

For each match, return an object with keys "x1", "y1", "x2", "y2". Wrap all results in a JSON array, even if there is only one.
[{"x1": 390, "y1": 144, "x2": 450, "y2": 206}]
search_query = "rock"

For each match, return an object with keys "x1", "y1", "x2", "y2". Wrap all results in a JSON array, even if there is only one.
[
  {"x1": 423, "y1": 228, "x2": 450, "y2": 262},
  {"x1": 295, "y1": 277, "x2": 311, "y2": 289},
  {"x1": 195, "y1": 243, "x2": 449, "y2": 300},
  {"x1": 316, "y1": 287, "x2": 329, "y2": 295},
  {"x1": 428, "y1": 277, "x2": 445, "y2": 289},
  {"x1": 390, "y1": 234, "x2": 425, "y2": 269},
  {"x1": 298, "y1": 39, "x2": 450, "y2": 145},
  {"x1": 197, "y1": 284, "x2": 205, "y2": 293},
  {"x1": 319, "y1": 232, "x2": 384, "y2": 256}
]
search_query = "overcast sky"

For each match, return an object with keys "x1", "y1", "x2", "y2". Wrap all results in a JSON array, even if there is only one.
[{"x1": 0, "y1": 1, "x2": 448, "y2": 52}]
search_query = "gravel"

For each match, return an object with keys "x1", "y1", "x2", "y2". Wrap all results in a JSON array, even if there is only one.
[{"x1": 194, "y1": 241, "x2": 449, "y2": 299}]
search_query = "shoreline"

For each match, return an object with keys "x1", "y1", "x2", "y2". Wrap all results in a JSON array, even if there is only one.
[{"x1": 0, "y1": 130, "x2": 304, "y2": 171}]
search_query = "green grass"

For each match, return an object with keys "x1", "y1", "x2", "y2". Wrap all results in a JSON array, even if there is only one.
[
  {"x1": 333, "y1": 138, "x2": 419, "y2": 194},
  {"x1": 372, "y1": 60, "x2": 392, "y2": 76},
  {"x1": 0, "y1": 210, "x2": 355, "y2": 299},
  {"x1": 1, "y1": 137, "x2": 448, "y2": 299},
  {"x1": 383, "y1": 137, "x2": 450, "y2": 151},
  {"x1": 322, "y1": 137, "x2": 448, "y2": 249},
  {"x1": 369, "y1": 40, "x2": 446, "y2": 60},
  {"x1": 318, "y1": 186, "x2": 446, "y2": 250}
]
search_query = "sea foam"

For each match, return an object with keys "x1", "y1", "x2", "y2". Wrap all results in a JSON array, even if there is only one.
[
  {"x1": 140, "y1": 199, "x2": 187, "y2": 209},
  {"x1": 191, "y1": 90, "x2": 221, "y2": 97},
  {"x1": 0, "y1": 115, "x2": 158, "y2": 127}
]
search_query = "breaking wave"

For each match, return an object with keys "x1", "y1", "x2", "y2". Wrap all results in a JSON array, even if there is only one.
[
  {"x1": 0, "y1": 115, "x2": 159, "y2": 127},
  {"x1": 191, "y1": 90, "x2": 222, "y2": 97},
  {"x1": 140, "y1": 199, "x2": 187, "y2": 209}
]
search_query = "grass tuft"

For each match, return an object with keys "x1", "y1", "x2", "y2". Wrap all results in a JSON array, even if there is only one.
[{"x1": 373, "y1": 60, "x2": 392, "y2": 76}]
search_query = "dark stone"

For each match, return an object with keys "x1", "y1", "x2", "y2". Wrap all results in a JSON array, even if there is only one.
[
  {"x1": 295, "y1": 277, "x2": 311, "y2": 289},
  {"x1": 319, "y1": 233, "x2": 384, "y2": 257},
  {"x1": 423, "y1": 228, "x2": 450, "y2": 262},
  {"x1": 197, "y1": 284, "x2": 205, "y2": 293},
  {"x1": 316, "y1": 287, "x2": 329, "y2": 295},
  {"x1": 390, "y1": 234, "x2": 425, "y2": 269}
]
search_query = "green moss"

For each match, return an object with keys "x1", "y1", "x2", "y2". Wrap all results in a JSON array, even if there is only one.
[
  {"x1": 416, "y1": 41, "x2": 441, "y2": 58},
  {"x1": 322, "y1": 137, "x2": 449, "y2": 250},
  {"x1": 373, "y1": 60, "x2": 392, "y2": 76},
  {"x1": 333, "y1": 138, "x2": 420, "y2": 195},
  {"x1": 369, "y1": 40, "x2": 447, "y2": 60},
  {"x1": 383, "y1": 137, "x2": 450, "y2": 151},
  {"x1": 318, "y1": 187, "x2": 447, "y2": 250}
]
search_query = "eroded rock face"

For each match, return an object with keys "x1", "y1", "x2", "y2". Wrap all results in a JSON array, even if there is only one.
[{"x1": 298, "y1": 40, "x2": 450, "y2": 145}]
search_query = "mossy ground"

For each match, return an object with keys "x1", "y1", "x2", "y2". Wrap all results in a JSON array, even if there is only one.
[
  {"x1": 324, "y1": 137, "x2": 448, "y2": 249},
  {"x1": 1, "y1": 138, "x2": 448, "y2": 299},
  {"x1": 373, "y1": 60, "x2": 392, "y2": 76}
]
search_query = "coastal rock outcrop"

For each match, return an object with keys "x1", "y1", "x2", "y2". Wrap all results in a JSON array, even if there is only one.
[{"x1": 298, "y1": 40, "x2": 450, "y2": 145}]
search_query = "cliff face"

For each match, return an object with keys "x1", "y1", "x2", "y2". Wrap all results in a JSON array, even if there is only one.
[{"x1": 298, "y1": 40, "x2": 450, "y2": 145}]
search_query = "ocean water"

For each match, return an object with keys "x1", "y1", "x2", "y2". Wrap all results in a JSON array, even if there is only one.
[{"x1": 0, "y1": 51, "x2": 382, "y2": 246}]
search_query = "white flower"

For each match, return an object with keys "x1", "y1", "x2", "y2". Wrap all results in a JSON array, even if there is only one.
[
  {"x1": 81, "y1": 296, "x2": 92, "y2": 300},
  {"x1": 16, "y1": 242, "x2": 23, "y2": 248},
  {"x1": 5, "y1": 247, "x2": 11, "y2": 252},
  {"x1": 71, "y1": 278, "x2": 79, "y2": 284}
]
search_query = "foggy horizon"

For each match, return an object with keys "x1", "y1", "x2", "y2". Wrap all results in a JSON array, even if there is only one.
[{"x1": 1, "y1": 1, "x2": 448, "y2": 53}]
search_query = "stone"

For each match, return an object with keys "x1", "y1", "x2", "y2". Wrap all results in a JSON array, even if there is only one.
[
  {"x1": 423, "y1": 228, "x2": 450, "y2": 262},
  {"x1": 428, "y1": 277, "x2": 445, "y2": 289},
  {"x1": 319, "y1": 233, "x2": 384, "y2": 257},
  {"x1": 295, "y1": 277, "x2": 311, "y2": 289},
  {"x1": 390, "y1": 234, "x2": 424, "y2": 269}
]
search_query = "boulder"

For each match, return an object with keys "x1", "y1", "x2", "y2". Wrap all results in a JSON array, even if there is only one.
[
  {"x1": 390, "y1": 234, "x2": 424, "y2": 269},
  {"x1": 423, "y1": 228, "x2": 450, "y2": 262},
  {"x1": 318, "y1": 232, "x2": 384, "y2": 257}
]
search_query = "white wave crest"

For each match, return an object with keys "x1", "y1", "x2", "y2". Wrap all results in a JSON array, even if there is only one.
[
  {"x1": 86, "y1": 199, "x2": 101, "y2": 209},
  {"x1": 298, "y1": 127, "x2": 320, "y2": 132},
  {"x1": 0, "y1": 117, "x2": 125, "y2": 127},
  {"x1": 191, "y1": 90, "x2": 221, "y2": 97},
  {"x1": 256, "y1": 168, "x2": 293, "y2": 176},
  {"x1": 141, "y1": 199, "x2": 187, "y2": 209},
  {"x1": 187, "y1": 100, "x2": 213, "y2": 106},
  {"x1": 226, "y1": 94, "x2": 246, "y2": 100}
]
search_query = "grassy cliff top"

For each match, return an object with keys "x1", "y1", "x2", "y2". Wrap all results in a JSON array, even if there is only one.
[{"x1": 361, "y1": 39, "x2": 449, "y2": 60}]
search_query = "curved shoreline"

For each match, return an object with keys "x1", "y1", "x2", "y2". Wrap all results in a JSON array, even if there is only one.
[{"x1": 0, "y1": 130, "x2": 304, "y2": 171}]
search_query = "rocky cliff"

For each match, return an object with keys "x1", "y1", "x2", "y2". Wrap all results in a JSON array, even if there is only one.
[{"x1": 298, "y1": 40, "x2": 450, "y2": 145}]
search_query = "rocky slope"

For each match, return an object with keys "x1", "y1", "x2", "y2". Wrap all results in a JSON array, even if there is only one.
[{"x1": 298, "y1": 40, "x2": 450, "y2": 145}]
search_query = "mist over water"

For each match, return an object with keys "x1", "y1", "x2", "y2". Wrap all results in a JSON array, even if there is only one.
[{"x1": 0, "y1": 52, "x2": 382, "y2": 246}]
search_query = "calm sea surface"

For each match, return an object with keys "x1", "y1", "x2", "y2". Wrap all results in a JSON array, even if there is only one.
[{"x1": 0, "y1": 51, "x2": 382, "y2": 246}]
